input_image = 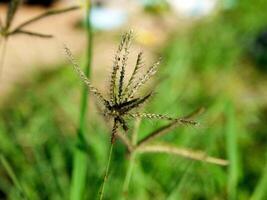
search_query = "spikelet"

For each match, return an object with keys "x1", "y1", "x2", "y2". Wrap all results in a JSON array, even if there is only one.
[
  {"x1": 121, "y1": 93, "x2": 152, "y2": 113},
  {"x1": 110, "y1": 32, "x2": 127, "y2": 103},
  {"x1": 125, "y1": 59, "x2": 160, "y2": 101},
  {"x1": 64, "y1": 46, "x2": 108, "y2": 106},
  {"x1": 118, "y1": 31, "x2": 132, "y2": 102},
  {"x1": 129, "y1": 113, "x2": 174, "y2": 121},
  {"x1": 129, "y1": 112, "x2": 199, "y2": 125},
  {"x1": 122, "y1": 51, "x2": 144, "y2": 99}
]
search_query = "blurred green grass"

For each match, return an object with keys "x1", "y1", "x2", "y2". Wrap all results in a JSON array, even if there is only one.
[{"x1": 1, "y1": 0, "x2": 267, "y2": 199}]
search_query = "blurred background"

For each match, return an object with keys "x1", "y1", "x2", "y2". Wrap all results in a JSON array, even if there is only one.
[{"x1": 0, "y1": 0, "x2": 267, "y2": 199}]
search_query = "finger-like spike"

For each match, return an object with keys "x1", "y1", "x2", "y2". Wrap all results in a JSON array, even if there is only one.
[
  {"x1": 126, "y1": 59, "x2": 160, "y2": 100},
  {"x1": 119, "y1": 98, "x2": 140, "y2": 108},
  {"x1": 109, "y1": 43, "x2": 123, "y2": 103},
  {"x1": 64, "y1": 46, "x2": 108, "y2": 106},
  {"x1": 118, "y1": 63, "x2": 125, "y2": 102},
  {"x1": 129, "y1": 112, "x2": 174, "y2": 121},
  {"x1": 121, "y1": 93, "x2": 152, "y2": 113},
  {"x1": 110, "y1": 30, "x2": 133, "y2": 104},
  {"x1": 123, "y1": 51, "x2": 144, "y2": 99},
  {"x1": 118, "y1": 31, "x2": 132, "y2": 103}
]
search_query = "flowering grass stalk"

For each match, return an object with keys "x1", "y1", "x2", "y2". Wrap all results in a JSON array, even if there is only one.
[{"x1": 67, "y1": 30, "x2": 228, "y2": 199}]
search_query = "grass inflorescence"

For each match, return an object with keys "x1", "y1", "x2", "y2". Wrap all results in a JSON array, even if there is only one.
[{"x1": 66, "y1": 30, "x2": 228, "y2": 199}]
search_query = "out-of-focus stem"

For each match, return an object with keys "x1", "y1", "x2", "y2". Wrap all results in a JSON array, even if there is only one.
[
  {"x1": 0, "y1": 38, "x2": 8, "y2": 78},
  {"x1": 70, "y1": 1, "x2": 92, "y2": 200},
  {"x1": 123, "y1": 119, "x2": 141, "y2": 195},
  {"x1": 99, "y1": 143, "x2": 114, "y2": 200}
]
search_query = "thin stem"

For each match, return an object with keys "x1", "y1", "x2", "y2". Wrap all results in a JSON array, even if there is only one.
[
  {"x1": 0, "y1": 38, "x2": 8, "y2": 78},
  {"x1": 122, "y1": 119, "x2": 141, "y2": 195},
  {"x1": 0, "y1": 154, "x2": 28, "y2": 200},
  {"x1": 123, "y1": 151, "x2": 136, "y2": 196},
  {"x1": 9, "y1": 30, "x2": 53, "y2": 38},
  {"x1": 10, "y1": 6, "x2": 79, "y2": 34},
  {"x1": 70, "y1": 1, "x2": 92, "y2": 200},
  {"x1": 117, "y1": 131, "x2": 133, "y2": 152},
  {"x1": 137, "y1": 120, "x2": 184, "y2": 147},
  {"x1": 99, "y1": 143, "x2": 114, "y2": 200},
  {"x1": 136, "y1": 144, "x2": 228, "y2": 166}
]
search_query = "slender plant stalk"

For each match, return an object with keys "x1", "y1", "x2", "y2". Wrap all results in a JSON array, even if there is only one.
[
  {"x1": 10, "y1": 6, "x2": 79, "y2": 34},
  {"x1": 123, "y1": 119, "x2": 141, "y2": 195},
  {"x1": 136, "y1": 144, "x2": 228, "y2": 166},
  {"x1": 226, "y1": 100, "x2": 239, "y2": 200},
  {"x1": 99, "y1": 143, "x2": 114, "y2": 200},
  {"x1": 0, "y1": 154, "x2": 28, "y2": 199},
  {"x1": 250, "y1": 153, "x2": 267, "y2": 200},
  {"x1": 70, "y1": 1, "x2": 92, "y2": 200},
  {"x1": 0, "y1": 38, "x2": 8, "y2": 78}
]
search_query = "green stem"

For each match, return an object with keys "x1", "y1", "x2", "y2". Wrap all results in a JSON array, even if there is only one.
[
  {"x1": 0, "y1": 154, "x2": 28, "y2": 200},
  {"x1": 70, "y1": 1, "x2": 93, "y2": 200},
  {"x1": 123, "y1": 152, "x2": 136, "y2": 196},
  {"x1": 123, "y1": 119, "x2": 141, "y2": 196},
  {"x1": 250, "y1": 153, "x2": 267, "y2": 200},
  {"x1": 226, "y1": 100, "x2": 239, "y2": 200},
  {"x1": 0, "y1": 38, "x2": 8, "y2": 78},
  {"x1": 99, "y1": 144, "x2": 114, "y2": 200}
]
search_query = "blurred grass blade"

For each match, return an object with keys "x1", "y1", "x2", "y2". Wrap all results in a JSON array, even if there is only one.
[
  {"x1": 70, "y1": 1, "x2": 92, "y2": 200},
  {"x1": 136, "y1": 144, "x2": 228, "y2": 166},
  {"x1": 5, "y1": 0, "x2": 21, "y2": 30},
  {"x1": 70, "y1": 150, "x2": 88, "y2": 200},
  {"x1": 10, "y1": 30, "x2": 53, "y2": 38},
  {"x1": 123, "y1": 119, "x2": 141, "y2": 195},
  {"x1": 0, "y1": 16, "x2": 3, "y2": 29},
  {"x1": 0, "y1": 154, "x2": 28, "y2": 199},
  {"x1": 250, "y1": 154, "x2": 267, "y2": 200},
  {"x1": 11, "y1": 6, "x2": 79, "y2": 33},
  {"x1": 0, "y1": 38, "x2": 8, "y2": 77},
  {"x1": 225, "y1": 100, "x2": 239, "y2": 200},
  {"x1": 99, "y1": 144, "x2": 114, "y2": 200}
]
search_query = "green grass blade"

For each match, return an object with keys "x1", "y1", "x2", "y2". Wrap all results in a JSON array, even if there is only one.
[
  {"x1": 250, "y1": 154, "x2": 267, "y2": 200},
  {"x1": 99, "y1": 144, "x2": 114, "y2": 200},
  {"x1": 70, "y1": 150, "x2": 88, "y2": 200},
  {"x1": 225, "y1": 100, "x2": 239, "y2": 200},
  {"x1": 0, "y1": 154, "x2": 28, "y2": 199},
  {"x1": 70, "y1": 1, "x2": 93, "y2": 199},
  {"x1": 123, "y1": 119, "x2": 141, "y2": 196}
]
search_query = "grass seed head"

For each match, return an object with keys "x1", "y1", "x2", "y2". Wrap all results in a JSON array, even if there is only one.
[{"x1": 67, "y1": 30, "x2": 198, "y2": 144}]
